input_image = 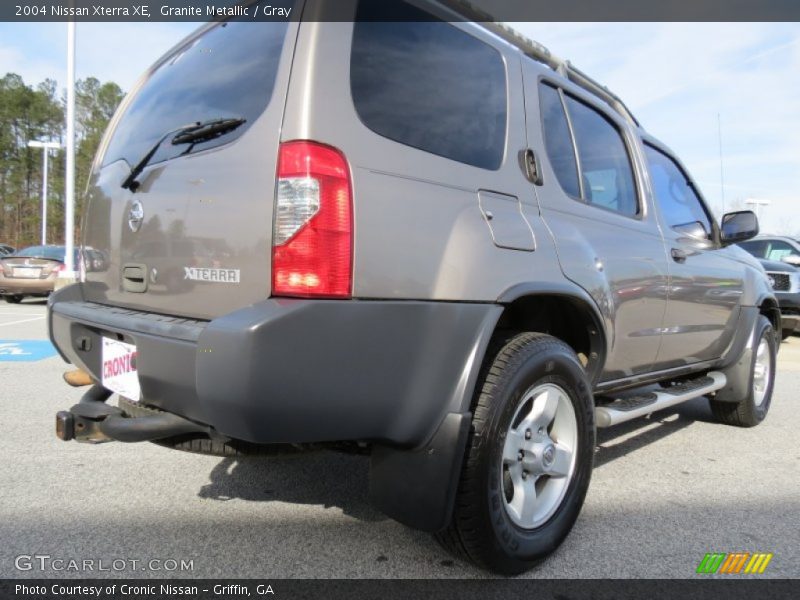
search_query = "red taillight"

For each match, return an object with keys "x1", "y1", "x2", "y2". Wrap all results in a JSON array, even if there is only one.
[{"x1": 272, "y1": 141, "x2": 353, "y2": 298}]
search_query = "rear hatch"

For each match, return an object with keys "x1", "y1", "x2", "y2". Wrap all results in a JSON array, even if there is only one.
[{"x1": 82, "y1": 10, "x2": 296, "y2": 320}]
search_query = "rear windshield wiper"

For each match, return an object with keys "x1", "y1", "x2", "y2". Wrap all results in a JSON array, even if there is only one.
[
  {"x1": 171, "y1": 117, "x2": 247, "y2": 145},
  {"x1": 121, "y1": 117, "x2": 246, "y2": 192}
]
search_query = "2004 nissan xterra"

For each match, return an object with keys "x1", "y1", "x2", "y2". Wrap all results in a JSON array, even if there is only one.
[{"x1": 49, "y1": 0, "x2": 778, "y2": 574}]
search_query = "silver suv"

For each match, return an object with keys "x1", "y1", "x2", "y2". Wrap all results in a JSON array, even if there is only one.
[{"x1": 49, "y1": 0, "x2": 778, "y2": 574}]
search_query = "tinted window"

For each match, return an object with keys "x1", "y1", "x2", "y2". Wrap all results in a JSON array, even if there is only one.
[
  {"x1": 763, "y1": 240, "x2": 800, "y2": 261},
  {"x1": 351, "y1": 0, "x2": 507, "y2": 170},
  {"x1": 738, "y1": 240, "x2": 767, "y2": 258},
  {"x1": 10, "y1": 245, "x2": 85, "y2": 264},
  {"x1": 644, "y1": 145, "x2": 712, "y2": 238},
  {"x1": 565, "y1": 96, "x2": 639, "y2": 217},
  {"x1": 539, "y1": 84, "x2": 580, "y2": 197},
  {"x1": 13, "y1": 245, "x2": 65, "y2": 260},
  {"x1": 104, "y1": 11, "x2": 290, "y2": 167}
]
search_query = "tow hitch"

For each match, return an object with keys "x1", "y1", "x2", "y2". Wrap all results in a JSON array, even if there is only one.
[{"x1": 55, "y1": 385, "x2": 208, "y2": 443}]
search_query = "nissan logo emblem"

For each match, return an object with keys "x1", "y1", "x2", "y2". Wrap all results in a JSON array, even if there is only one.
[{"x1": 128, "y1": 201, "x2": 144, "y2": 232}]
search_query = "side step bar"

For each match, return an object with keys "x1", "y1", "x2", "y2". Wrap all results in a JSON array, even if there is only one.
[{"x1": 595, "y1": 371, "x2": 726, "y2": 428}]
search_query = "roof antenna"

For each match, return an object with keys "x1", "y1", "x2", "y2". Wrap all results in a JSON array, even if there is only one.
[{"x1": 718, "y1": 112, "x2": 725, "y2": 216}]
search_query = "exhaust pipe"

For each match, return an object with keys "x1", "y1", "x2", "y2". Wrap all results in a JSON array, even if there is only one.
[
  {"x1": 99, "y1": 411, "x2": 208, "y2": 442},
  {"x1": 55, "y1": 385, "x2": 208, "y2": 443}
]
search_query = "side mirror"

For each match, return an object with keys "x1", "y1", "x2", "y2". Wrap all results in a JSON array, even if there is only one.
[
  {"x1": 782, "y1": 255, "x2": 800, "y2": 267},
  {"x1": 721, "y1": 210, "x2": 759, "y2": 245}
]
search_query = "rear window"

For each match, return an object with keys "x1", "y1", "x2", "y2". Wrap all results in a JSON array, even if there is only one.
[
  {"x1": 13, "y1": 246, "x2": 65, "y2": 260},
  {"x1": 350, "y1": 0, "x2": 507, "y2": 170},
  {"x1": 539, "y1": 85, "x2": 580, "y2": 198},
  {"x1": 103, "y1": 13, "x2": 290, "y2": 168},
  {"x1": 564, "y1": 95, "x2": 639, "y2": 217},
  {"x1": 540, "y1": 82, "x2": 639, "y2": 218}
]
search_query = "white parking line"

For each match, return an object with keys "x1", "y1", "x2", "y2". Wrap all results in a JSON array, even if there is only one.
[{"x1": 0, "y1": 316, "x2": 45, "y2": 327}]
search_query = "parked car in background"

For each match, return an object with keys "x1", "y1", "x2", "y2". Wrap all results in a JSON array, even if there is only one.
[
  {"x1": 0, "y1": 244, "x2": 14, "y2": 256},
  {"x1": 748, "y1": 257, "x2": 800, "y2": 340},
  {"x1": 0, "y1": 245, "x2": 81, "y2": 303},
  {"x1": 83, "y1": 247, "x2": 109, "y2": 273},
  {"x1": 739, "y1": 236, "x2": 800, "y2": 267}
]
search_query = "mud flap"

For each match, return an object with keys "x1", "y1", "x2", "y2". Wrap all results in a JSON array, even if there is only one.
[{"x1": 369, "y1": 412, "x2": 471, "y2": 532}]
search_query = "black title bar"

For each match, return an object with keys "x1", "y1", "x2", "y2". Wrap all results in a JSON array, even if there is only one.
[
  {"x1": 3, "y1": 0, "x2": 800, "y2": 22},
  {"x1": 2, "y1": 579, "x2": 799, "y2": 600}
]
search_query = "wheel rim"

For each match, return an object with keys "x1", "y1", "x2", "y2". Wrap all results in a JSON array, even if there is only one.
[
  {"x1": 501, "y1": 383, "x2": 578, "y2": 529},
  {"x1": 752, "y1": 337, "x2": 771, "y2": 407}
]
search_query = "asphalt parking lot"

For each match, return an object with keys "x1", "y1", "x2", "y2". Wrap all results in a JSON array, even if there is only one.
[{"x1": 0, "y1": 298, "x2": 798, "y2": 579}]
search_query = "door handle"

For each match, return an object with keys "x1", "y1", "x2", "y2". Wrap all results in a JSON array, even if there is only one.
[
  {"x1": 671, "y1": 248, "x2": 687, "y2": 263},
  {"x1": 122, "y1": 263, "x2": 148, "y2": 293},
  {"x1": 521, "y1": 148, "x2": 543, "y2": 186}
]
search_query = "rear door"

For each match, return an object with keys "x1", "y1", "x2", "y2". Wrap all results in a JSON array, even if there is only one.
[
  {"x1": 643, "y1": 142, "x2": 744, "y2": 368},
  {"x1": 82, "y1": 10, "x2": 296, "y2": 320},
  {"x1": 523, "y1": 73, "x2": 670, "y2": 380}
]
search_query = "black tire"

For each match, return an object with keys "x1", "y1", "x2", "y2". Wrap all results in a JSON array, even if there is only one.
[
  {"x1": 710, "y1": 316, "x2": 776, "y2": 427},
  {"x1": 4, "y1": 295, "x2": 23, "y2": 304},
  {"x1": 117, "y1": 396, "x2": 305, "y2": 457},
  {"x1": 436, "y1": 332, "x2": 595, "y2": 575}
]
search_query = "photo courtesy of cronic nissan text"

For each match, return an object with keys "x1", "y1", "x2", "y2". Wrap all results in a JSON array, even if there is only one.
[{"x1": 0, "y1": 0, "x2": 797, "y2": 598}]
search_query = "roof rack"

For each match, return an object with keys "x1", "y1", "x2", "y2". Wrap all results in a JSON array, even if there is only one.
[{"x1": 438, "y1": 0, "x2": 640, "y2": 127}]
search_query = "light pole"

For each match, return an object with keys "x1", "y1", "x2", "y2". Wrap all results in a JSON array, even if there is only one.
[
  {"x1": 63, "y1": 20, "x2": 76, "y2": 280},
  {"x1": 27, "y1": 140, "x2": 62, "y2": 245},
  {"x1": 745, "y1": 198, "x2": 771, "y2": 223}
]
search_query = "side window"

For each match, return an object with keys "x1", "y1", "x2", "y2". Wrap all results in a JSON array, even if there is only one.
[
  {"x1": 738, "y1": 240, "x2": 767, "y2": 258},
  {"x1": 350, "y1": 0, "x2": 507, "y2": 170},
  {"x1": 539, "y1": 84, "x2": 580, "y2": 197},
  {"x1": 644, "y1": 144, "x2": 713, "y2": 239},
  {"x1": 564, "y1": 96, "x2": 639, "y2": 217},
  {"x1": 765, "y1": 240, "x2": 799, "y2": 261}
]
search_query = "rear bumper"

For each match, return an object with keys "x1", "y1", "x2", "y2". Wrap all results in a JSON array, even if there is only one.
[
  {"x1": 48, "y1": 284, "x2": 500, "y2": 448},
  {"x1": 0, "y1": 274, "x2": 56, "y2": 295}
]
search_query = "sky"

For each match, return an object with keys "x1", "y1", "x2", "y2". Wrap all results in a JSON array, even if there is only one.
[{"x1": 0, "y1": 21, "x2": 798, "y2": 234}]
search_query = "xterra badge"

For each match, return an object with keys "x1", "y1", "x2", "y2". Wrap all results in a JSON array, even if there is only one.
[{"x1": 184, "y1": 267, "x2": 241, "y2": 284}]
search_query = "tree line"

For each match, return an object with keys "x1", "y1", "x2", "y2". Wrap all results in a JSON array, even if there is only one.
[{"x1": 0, "y1": 73, "x2": 124, "y2": 250}]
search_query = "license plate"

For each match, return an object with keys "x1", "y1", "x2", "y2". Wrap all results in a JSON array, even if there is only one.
[
  {"x1": 101, "y1": 338, "x2": 141, "y2": 402},
  {"x1": 13, "y1": 267, "x2": 40, "y2": 278}
]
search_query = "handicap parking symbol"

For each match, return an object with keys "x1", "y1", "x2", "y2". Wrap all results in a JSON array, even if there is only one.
[{"x1": 0, "y1": 340, "x2": 58, "y2": 362}]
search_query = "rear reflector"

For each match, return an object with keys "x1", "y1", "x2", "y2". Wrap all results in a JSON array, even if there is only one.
[{"x1": 272, "y1": 141, "x2": 353, "y2": 298}]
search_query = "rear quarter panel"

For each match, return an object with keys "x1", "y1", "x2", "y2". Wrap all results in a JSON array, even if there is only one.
[{"x1": 281, "y1": 9, "x2": 565, "y2": 303}]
